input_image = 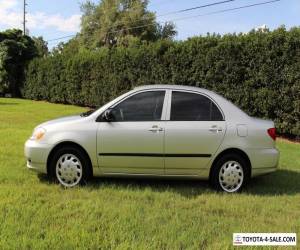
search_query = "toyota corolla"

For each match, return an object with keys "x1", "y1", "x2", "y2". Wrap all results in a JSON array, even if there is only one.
[{"x1": 24, "y1": 85, "x2": 279, "y2": 192}]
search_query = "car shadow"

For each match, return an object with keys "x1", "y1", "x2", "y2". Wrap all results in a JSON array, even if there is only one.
[
  {"x1": 244, "y1": 169, "x2": 300, "y2": 196},
  {"x1": 37, "y1": 169, "x2": 300, "y2": 197},
  {"x1": 89, "y1": 177, "x2": 213, "y2": 197}
]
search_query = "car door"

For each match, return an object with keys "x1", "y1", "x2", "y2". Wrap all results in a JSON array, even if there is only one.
[
  {"x1": 97, "y1": 90, "x2": 166, "y2": 175},
  {"x1": 164, "y1": 90, "x2": 226, "y2": 175}
]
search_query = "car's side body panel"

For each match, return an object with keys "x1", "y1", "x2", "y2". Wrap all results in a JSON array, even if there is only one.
[
  {"x1": 26, "y1": 117, "x2": 99, "y2": 171},
  {"x1": 97, "y1": 121, "x2": 165, "y2": 175},
  {"x1": 210, "y1": 119, "x2": 279, "y2": 178},
  {"x1": 164, "y1": 120, "x2": 226, "y2": 175}
]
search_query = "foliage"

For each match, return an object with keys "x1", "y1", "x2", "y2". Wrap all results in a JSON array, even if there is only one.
[
  {"x1": 0, "y1": 29, "x2": 38, "y2": 96},
  {"x1": 79, "y1": 0, "x2": 176, "y2": 48},
  {"x1": 32, "y1": 36, "x2": 49, "y2": 57},
  {"x1": 24, "y1": 27, "x2": 300, "y2": 136},
  {"x1": 0, "y1": 98, "x2": 300, "y2": 249}
]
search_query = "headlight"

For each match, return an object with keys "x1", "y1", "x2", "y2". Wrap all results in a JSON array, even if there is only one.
[{"x1": 30, "y1": 127, "x2": 46, "y2": 141}]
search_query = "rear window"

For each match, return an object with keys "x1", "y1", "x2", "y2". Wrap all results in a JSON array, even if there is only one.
[{"x1": 170, "y1": 91, "x2": 223, "y2": 121}]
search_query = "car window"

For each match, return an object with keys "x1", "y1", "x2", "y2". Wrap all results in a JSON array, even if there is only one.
[
  {"x1": 111, "y1": 91, "x2": 165, "y2": 121},
  {"x1": 170, "y1": 91, "x2": 223, "y2": 121}
]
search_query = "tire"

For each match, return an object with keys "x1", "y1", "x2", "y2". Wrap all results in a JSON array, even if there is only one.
[
  {"x1": 49, "y1": 146, "x2": 91, "y2": 187},
  {"x1": 210, "y1": 153, "x2": 250, "y2": 193}
]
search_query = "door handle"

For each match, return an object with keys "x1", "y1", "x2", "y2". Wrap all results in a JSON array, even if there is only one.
[
  {"x1": 209, "y1": 125, "x2": 223, "y2": 132},
  {"x1": 149, "y1": 125, "x2": 164, "y2": 132}
]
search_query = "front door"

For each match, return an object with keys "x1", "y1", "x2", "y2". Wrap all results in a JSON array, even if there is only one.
[
  {"x1": 97, "y1": 90, "x2": 166, "y2": 175},
  {"x1": 164, "y1": 91, "x2": 226, "y2": 175}
]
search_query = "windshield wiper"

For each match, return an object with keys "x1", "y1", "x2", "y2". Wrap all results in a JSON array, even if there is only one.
[{"x1": 80, "y1": 109, "x2": 96, "y2": 117}]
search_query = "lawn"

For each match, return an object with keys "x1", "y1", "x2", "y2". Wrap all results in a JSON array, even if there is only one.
[{"x1": 0, "y1": 98, "x2": 299, "y2": 250}]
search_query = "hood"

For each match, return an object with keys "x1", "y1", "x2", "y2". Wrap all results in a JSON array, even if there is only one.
[{"x1": 38, "y1": 115, "x2": 82, "y2": 128}]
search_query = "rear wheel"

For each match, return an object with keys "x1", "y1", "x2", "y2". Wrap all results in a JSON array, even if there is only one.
[
  {"x1": 210, "y1": 153, "x2": 249, "y2": 193},
  {"x1": 49, "y1": 147, "x2": 91, "y2": 187}
]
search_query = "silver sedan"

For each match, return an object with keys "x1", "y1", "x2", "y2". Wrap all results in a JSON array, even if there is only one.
[{"x1": 25, "y1": 85, "x2": 279, "y2": 192}]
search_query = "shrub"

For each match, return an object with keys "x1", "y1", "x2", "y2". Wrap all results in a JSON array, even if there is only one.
[{"x1": 24, "y1": 27, "x2": 300, "y2": 136}]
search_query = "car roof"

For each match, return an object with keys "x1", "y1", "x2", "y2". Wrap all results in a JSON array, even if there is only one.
[{"x1": 133, "y1": 84, "x2": 211, "y2": 94}]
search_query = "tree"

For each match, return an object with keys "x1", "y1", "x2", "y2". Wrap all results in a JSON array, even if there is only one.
[
  {"x1": 0, "y1": 44, "x2": 9, "y2": 94},
  {"x1": 80, "y1": 0, "x2": 176, "y2": 48},
  {"x1": 0, "y1": 29, "x2": 38, "y2": 96},
  {"x1": 51, "y1": 37, "x2": 84, "y2": 57},
  {"x1": 33, "y1": 36, "x2": 49, "y2": 57}
]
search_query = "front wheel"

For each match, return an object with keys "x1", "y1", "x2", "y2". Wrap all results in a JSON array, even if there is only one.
[
  {"x1": 210, "y1": 153, "x2": 249, "y2": 193},
  {"x1": 49, "y1": 147, "x2": 91, "y2": 187}
]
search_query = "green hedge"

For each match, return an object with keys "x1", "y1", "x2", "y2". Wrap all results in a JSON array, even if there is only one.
[{"x1": 24, "y1": 27, "x2": 300, "y2": 136}]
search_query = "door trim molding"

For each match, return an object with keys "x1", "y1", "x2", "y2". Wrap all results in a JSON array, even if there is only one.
[{"x1": 98, "y1": 153, "x2": 211, "y2": 157}]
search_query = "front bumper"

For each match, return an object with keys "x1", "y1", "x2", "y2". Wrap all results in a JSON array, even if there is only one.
[{"x1": 24, "y1": 140, "x2": 52, "y2": 174}]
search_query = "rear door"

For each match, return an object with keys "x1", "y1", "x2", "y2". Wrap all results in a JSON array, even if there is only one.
[
  {"x1": 97, "y1": 90, "x2": 166, "y2": 175},
  {"x1": 164, "y1": 90, "x2": 226, "y2": 175}
]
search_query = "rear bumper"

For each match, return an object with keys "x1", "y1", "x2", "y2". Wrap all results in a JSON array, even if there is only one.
[
  {"x1": 246, "y1": 148, "x2": 279, "y2": 177},
  {"x1": 251, "y1": 167, "x2": 277, "y2": 177},
  {"x1": 24, "y1": 140, "x2": 52, "y2": 174}
]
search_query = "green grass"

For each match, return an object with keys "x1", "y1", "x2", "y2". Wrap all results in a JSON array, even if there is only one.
[{"x1": 0, "y1": 98, "x2": 299, "y2": 250}]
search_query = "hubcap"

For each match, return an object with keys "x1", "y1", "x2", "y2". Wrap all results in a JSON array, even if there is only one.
[
  {"x1": 56, "y1": 154, "x2": 83, "y2": 187},
  {"x1": 219, "y1": 160, "x2": 244, "y2": 192}
]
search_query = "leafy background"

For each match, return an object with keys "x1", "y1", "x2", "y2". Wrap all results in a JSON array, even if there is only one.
[{"x1": 23, "y1": 27, "x2": 300, "y2": 137}]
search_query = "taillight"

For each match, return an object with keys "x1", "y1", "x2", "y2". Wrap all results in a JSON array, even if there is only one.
[{"x1": 267, "y1": 128, "x2": 276, "y2": 141}]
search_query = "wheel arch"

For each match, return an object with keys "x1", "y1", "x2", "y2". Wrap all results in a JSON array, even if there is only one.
[
  {"x1": 47, "y1": 141, "x2": 93, "y2": 177},
  {"x1": 209, "y1": 148, "x2": 252, "y2": 180}
]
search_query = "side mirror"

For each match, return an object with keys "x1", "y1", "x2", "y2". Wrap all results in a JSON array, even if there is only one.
[{"x1": 103, "y1": 109, "x2": 114, "y2": 122}]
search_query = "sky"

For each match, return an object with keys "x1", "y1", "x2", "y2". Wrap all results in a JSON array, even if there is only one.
[{"x1": 0, "y1": 0, "x2": 299, "y2": 49}]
